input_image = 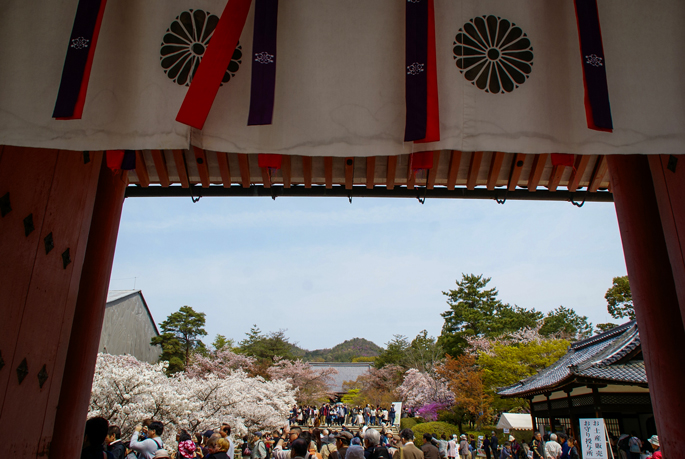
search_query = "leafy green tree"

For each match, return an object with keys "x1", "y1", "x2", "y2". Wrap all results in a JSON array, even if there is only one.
[
  {"x1": 238, "y1": 326, "x2": 296, "y2": 363},
  {"x1": 151, "y1": 305, "x2": 207, "y2": 373},
  {"x1": 212, "y1": 334, "x2": 234, "y2": 351},
  {"x1": 439, "y1": 274, "x2": 542, "y2": 356},
  {"x1": 596, "y1": 323, "x2": 618, "y2": 333},
  {"x1": 605, "y1": 276, "x2": 634, "y2": 320},
  {"x1": 539, "y1": 306, "x2": 593, "y2": 340},
  {"x1": 374, "y1": 335, "x2": 410, "y2": 369},
  {"x1": 406, "y1": 330, "x2": 444, "y2": 373},
  {"x1": 478, "y1": 338, "x2": 569, "y2": 411}
]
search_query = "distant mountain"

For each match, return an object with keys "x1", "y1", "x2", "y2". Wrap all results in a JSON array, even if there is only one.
[{"x1": 293, "y1": 338, "x2": 383, "y2": 362}]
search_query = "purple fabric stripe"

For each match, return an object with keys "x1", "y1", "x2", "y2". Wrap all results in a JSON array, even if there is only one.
[
  {"x1": 575, "y1": 0, "x2": 613, "y2": 130},
  {"x1": 404, "y1": 0, "x2": 428, "y2": 142},
  {"x1": 248, "y1": 0, "x2": 279, "y2": 126},
  {"x1": 53, "y1": 0, "x2": 103, "y2": 118}
]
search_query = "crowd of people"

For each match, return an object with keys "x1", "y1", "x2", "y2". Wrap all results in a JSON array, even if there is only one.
[
  {"x1": 81, "y1": 413, "x2": 663, "y2": 459},
  {"x1": 288, "y1": 404, "x2": 397, "y2": 427}
]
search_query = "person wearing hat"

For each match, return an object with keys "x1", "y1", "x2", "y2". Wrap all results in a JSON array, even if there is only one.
[
  {"x1": 459, "y1": 435, "x2": 469, "y2": 459},
  {"x1": 647, "y1": 436, "x2": 660, "y2": 459},
  {"x1": 252, "y1": 433, "x2": 268, "y2": 459},
  {"x1": 392, "y1": 429, "x2": 422, "y2": 459},
  {"x1": 321, "y1": 432, "x2": 338, "y2": 459},
  {"x1": 508, "y1": 436, "x2": 520, "y2": 459},
  {"x1": 448, "y1": 435, "x2": 458, "y2": 459},
  {"x1": 332, "y1": 431, "x2": 353, "y2": 459}
]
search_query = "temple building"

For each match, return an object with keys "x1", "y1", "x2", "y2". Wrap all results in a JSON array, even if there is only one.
[
  {"x1": 98, "y1": 290, "x2": 161, "y2": 364},
  {"x1": 498, "y1": 321, "x2": 653, "y2": 440}
]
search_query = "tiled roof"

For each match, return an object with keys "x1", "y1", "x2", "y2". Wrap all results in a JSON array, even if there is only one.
[{"x1": 498, "y1": 321, "x2": 645, "y2": 397}]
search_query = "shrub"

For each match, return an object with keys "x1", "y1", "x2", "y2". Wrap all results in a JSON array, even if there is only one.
[
  {"x1": 400, "y1": 417, "x2": 420, "y2": 430},
  {"x1": 411, "y1": 421, "x2": 460, "y2": 440}
]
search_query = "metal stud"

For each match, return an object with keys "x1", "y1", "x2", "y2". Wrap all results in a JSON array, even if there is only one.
[
  {"x1": 23, "y1": 213, "x2": 35, "y2": 236},
  {"x1": 44, "y1": 232, "x2": 54, "y2": 254},
  {"x1": 0, "y1": 350, "x2": 4, "y2": 371},
  {"x1": 37, "y1": 365, "x2": 48, "y2": 388},
  {"x1": 16, "y1": 358, "x2": 28, "y2": 384},
  {"x1": 667, "y1": 155, "x2": 678, "y2": 173},
  {"x1": 62, "y1": 248, "x2": 71, "y2": 269},
  {"x1": 0, "y1": 192, "x2": 11, "y2": 217},
  {"x1": 83, "y1": 151, "x2": 91, "y2": 164}
]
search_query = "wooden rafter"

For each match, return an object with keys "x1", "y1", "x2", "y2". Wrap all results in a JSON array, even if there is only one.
[
  {"x1": 216, "y1": 152, "x2": 232, "y2": 188},
  {"x1": 302, "y1": 156, "x2": 312, "y2": 188},
  {"x1": 324, "y1": 157, "x2": 333, "y2": 189},
  {"x1": 172, "y1": 150, "x2": 189, "y2": 188},
  {"x1": 135, "y1": 151, "x2": 150, "y2": 187},
  {"x1": 508, "y1": 153, "x2": 526, "y2": 191},
  {"x1": 366, "y1": 157, "x2": 375, "y2": 189},
  {"x1": 486, "y1": 151, "x2": 504, "y2": 190},
  {"x1": 193, "y1": 146, "x2": 210, "y2": 188},
  {"x1": 150, "y1": 150, "x2": 170, "y2": 187},
  {"x1": 527, "y1": 153, "x2": 548, "y2": 192},
  {"x1": 406, "y1": 159, "x2": 415, "y2": 190},
  {"x1": 567, "y1": 154, "x2": 591, "y2": 192},
  {"x1": 260, "y1": 166, "x2": 271, "y2": 188},
  {"x1": 446, "y1": 150, "x2": 462, "y2": 190},
  {"x1": 345, "y1": 158, "x2": 354, "y2": 189},
  {"x1": 387, "y1": 155, "x2": 397, "y2": 190},
  {"x1": 466, "y1": 151, "x2": 483, "y2": 190},
  {"x1": 427, "y1": 151, "x2": 440, "y2": 189},
  {"x1": 548, "y1": 165, "x2": 565, "y2": 192},
  {"x1": 237, "y1": 153, "x2": 251, "y2": 188},
  {"x1": 282, "y1": 155, "x2": 291, "y2": 188},
  {"x1": 589, "y1": 155, "x2": 608, "y2": 192}
]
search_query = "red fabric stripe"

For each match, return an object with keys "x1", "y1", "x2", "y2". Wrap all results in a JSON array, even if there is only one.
[
  {"x1": 176, "y1": 0, "x2": 253, "y2": 129},
  {"x1": 56, "y1": 0, "x2": 108, "y2": 120},
  {"x1": 106, "y1": 150, "x2": 124, "y2": 170},
  {"x1": 551, "y1": 153, "x2": 575, "y2": 167},
  {"x1": 258, "y1": 154, "x2": 282, "y2": 169},
  {"x1": 415, "y1": 0, "x2": 440, "y2": 144},
  {"x1": 411, "y1": 151, "x2": 434, "y2": 170}
]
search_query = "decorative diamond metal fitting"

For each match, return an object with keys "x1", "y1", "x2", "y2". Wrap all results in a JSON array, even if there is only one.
[
  {"x1": 83, "y1": 152, "x2": 91, "y2": 164},
  {"x1": 16, "y1": 358, "x2": 28, "y2": 384},
  {"x1": 668, "y1": 155, "x2": 678, "y2": 173},
  {"x1": 62, "y1": 248, "x2": 71, "y2": 269},
  {"x1": 44, "y1": 232, "x2": 54, "y2": 255},
  {"x1": 454, "y1": 15, "x2": 534, "y2": 93},
  {"x1": 0, "y1": 192, "x2": 11, "y2": 217},
  {"x1": 160, "y1": 9, "x2": 242, "y2": 86},
  {"x1": 0, "y1": 350, "x2": 4, "y2": 371},
  {"x1": 23, "y1": 213, "x2": 35, "y2": 237},
  {"x1": 38, "y1": 365, "x2": 48, "y2": 388}
]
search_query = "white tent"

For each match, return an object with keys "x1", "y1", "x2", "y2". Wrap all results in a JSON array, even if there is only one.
[{"x1": 496, "y1": 413, "x2": 533, "y2": 430}]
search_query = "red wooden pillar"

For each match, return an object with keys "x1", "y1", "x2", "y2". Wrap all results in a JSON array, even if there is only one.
[
  {"x1": 607, "y1": 154, "x2": 685, "y2": 459},
  {"x1": 648, "y1": 154, "x2": 685, "y2": 325},
  {"x1": 0, "y1": 148, "x2": 103, "y2": 457},
  {"x1": 49, "y1": 158, "x2": 128, "y2": 458}
]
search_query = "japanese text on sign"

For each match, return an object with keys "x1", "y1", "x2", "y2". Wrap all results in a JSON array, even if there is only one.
[{"x1": 579, "y1": 418, "x2": 608, "y2": 459}]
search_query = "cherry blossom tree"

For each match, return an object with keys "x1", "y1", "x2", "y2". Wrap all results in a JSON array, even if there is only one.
[
  {"x1": 267, "y1": 357, "x2": 338, "y2": 405},
  {"x1": 89, "y1": 353, "x2": 295, "y2": 452},
  {"x1": 395, "y1": 368, "x2": 454, "y2": 409},
  {"x1": 185, "y1": 348, "x2": 256, "y2": 378}
]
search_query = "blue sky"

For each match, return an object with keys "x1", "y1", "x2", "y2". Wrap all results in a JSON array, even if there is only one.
[{"x1": 109, "y1": 195, "x2": 627, "y2": 351}]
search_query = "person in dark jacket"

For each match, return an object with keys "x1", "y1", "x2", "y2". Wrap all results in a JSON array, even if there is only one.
[
  {"x1": 530, "y1": 433, "x2": 545, "y2": 459},
  {"x1": 483, "y1": 437, "x2": 491, "y2": 459},
  {"x1": 106, "y1": 425, "x2": 127, "y2": 459},
  {"x1": 490, "y1": 433, "x2": 499, "y2": 459},
  {"x1": 81, "y1": 417, "x2": 109, "y2": 459}
]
